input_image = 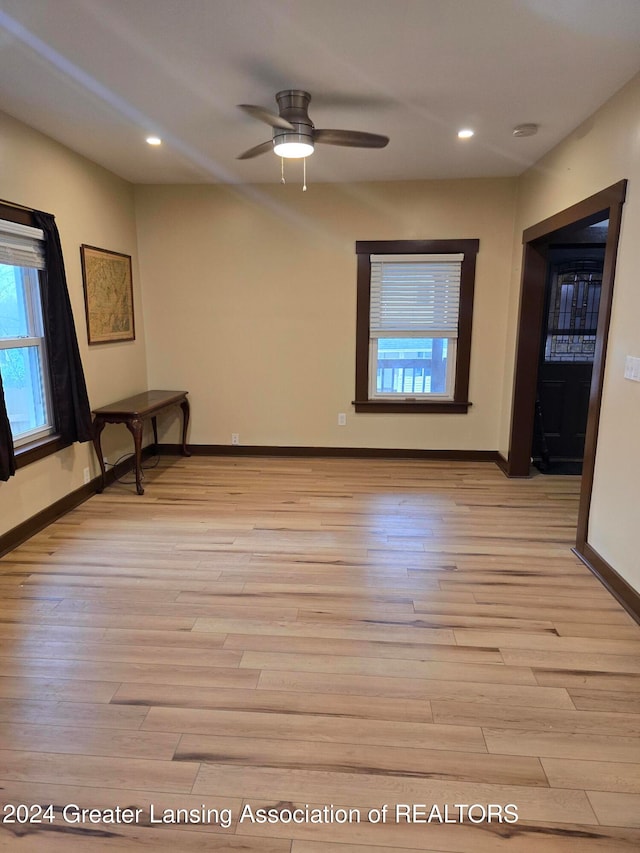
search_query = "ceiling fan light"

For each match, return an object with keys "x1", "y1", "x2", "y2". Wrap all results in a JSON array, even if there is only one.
[{"x1": 273, "y1": 140, "x2": 314, "y2": 158}]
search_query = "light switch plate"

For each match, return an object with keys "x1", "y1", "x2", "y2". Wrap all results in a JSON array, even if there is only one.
[{"x1": 624, "y1": 356, "x2": 640, "y2": 382}]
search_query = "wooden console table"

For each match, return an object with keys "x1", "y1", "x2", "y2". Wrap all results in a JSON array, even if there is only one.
[{"x1": 92, "y1": 390, "x2": 190, "y2": 495}]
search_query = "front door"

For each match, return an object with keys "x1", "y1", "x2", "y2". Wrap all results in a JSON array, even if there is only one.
[{"x1": 534, "y1": 258, "x2": 602, "y2": 464}]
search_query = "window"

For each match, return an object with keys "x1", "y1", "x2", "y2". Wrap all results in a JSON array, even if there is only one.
[
  {"x1": 0, "y1": 204, "x2": 91, "y2": 481},
  {"x1": 0, "y1": 218, "x2": 54, "y2": 447},
  {"x1": 354, "y1": 239, "x2": 479, "y2": 413}
]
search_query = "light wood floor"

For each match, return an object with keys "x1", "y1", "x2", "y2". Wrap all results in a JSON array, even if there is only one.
[{"x1": 1, "y1": 456, "x2": 639, "y2": 852}]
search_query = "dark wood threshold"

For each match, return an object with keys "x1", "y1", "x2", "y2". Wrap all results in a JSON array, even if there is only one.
[
  {"x1": 573, "y1": 543, "x2": 640, "y2": 625},
  {"x1": 158, "y1": 443, "x2": 500, "y2": 462},
  {"x1": 0, "y1": 446, "x2": 155, "y2": 558},
  {"x1": 353, "y1": 400, "x2": 472, "y2": 414}
]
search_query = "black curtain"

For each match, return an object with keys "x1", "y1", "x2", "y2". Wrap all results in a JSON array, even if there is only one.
[
  {"x1": 0, "y1": 370, "x2": 16, "y2": 481},
  {"x1": 32, "y1": 211, "x2": 93, "y2": 445}
]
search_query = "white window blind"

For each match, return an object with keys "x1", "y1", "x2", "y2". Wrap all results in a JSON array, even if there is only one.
[
  {"x1": 369, "y1": 253, "x2": 463, "y2": 338},
  {"x1": 0, "y1": 219, "x2": 45, "y2": 269}
]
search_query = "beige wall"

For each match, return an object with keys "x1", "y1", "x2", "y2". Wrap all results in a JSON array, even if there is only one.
[
  {"x1": 0, "y1": 111, "x2": 147, "y2": 537},
  {"x1": 500, "y1": 73, "x2": 640, "y2": 590},
  {"x1": 135, "y1": 178, "x2": 516, "y2": 452}
]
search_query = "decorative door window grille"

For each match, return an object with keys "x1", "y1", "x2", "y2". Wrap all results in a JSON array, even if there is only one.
[{"x1": 544, "y1": 261, "x2": 602, "y2": 363}]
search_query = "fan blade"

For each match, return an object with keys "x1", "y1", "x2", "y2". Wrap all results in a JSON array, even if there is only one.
[
  {"x1": 236, "y1": 140, "x2": 274, "y2": 160},
  {"x1": 238, "y1": 104, "x2": 294, "y2": 130},
  {"x1": 314, "y1": 129, "x2": 389, "y2": 148}
]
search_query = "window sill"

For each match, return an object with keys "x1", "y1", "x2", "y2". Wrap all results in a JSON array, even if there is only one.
[
  {"x1": 14, "y1": 434, "x2": 71, "y2": 469},
  {"x1": 353, "y1": 400, "x2": 472, "y2": 414}
]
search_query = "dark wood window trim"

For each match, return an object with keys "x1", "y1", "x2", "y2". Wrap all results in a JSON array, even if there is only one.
[
  {"x1": 14, "y1": 434, "x2": 71, "y2": 469},
  {"x1": 0, "y1": 200, "x2": 33, "y2": 227},
  {"x1": 354, "y1": 239, "x2": 479, "y2": 413}
]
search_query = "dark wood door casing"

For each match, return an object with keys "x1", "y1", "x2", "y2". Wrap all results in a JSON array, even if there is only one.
[{"x1": 505, "y1": 179, "x2": 627, "y2": 555}]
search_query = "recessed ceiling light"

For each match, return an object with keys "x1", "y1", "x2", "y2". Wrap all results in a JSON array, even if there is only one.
[
  {"x1": 146, "y1": 136, "x2": 162, "y2": 146},
  {"x1": 457, "y1": 128, "x2": 474, "y2": 139}
]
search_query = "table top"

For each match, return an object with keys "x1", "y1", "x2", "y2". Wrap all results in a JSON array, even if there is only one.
[{"x1": 92, "y1": 390, "x2": 188, "y2": 418}]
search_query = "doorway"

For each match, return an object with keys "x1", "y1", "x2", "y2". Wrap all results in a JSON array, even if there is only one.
[{"x1": 505, "y1": 180, "x2": 626, "y2": 553}]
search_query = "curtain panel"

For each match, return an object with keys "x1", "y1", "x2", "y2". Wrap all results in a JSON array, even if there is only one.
[
  {"x1": 32, "y1": 211, "x2": 92, "y2": 447},
  {"x1": 0, "y1": 370, "x2": 16, "y2": 481}
]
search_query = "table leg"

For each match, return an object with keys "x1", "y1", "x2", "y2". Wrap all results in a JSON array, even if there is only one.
[
  {"x1": 126, "y1": 417, "x2": 145, "y2": 495},
  {"x1": 180, "y1": 398, "x2": 191, "y2": 456},
  {"x1": 92, "y1": 418, "x2": 107, "y2": 493},
  {"x1": 151, "y1": 415, "x2": 158, "y2": 449}
]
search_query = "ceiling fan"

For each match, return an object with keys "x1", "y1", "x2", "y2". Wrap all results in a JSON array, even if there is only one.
[{"x1": 236, "y1": 89, "x2": 389, "y2": 160}]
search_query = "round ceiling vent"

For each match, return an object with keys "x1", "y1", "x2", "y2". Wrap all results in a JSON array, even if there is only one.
[{"x1": 513, "y1": 123, "x2": 539, "y2": 137}]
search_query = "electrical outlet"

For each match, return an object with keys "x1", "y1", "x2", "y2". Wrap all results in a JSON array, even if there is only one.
[
  {"x1": 338, "y1": 413, "x2": 347, "y2": 426},
  {"x1": 83, "y1": 467, "x2": 90, "y2": 484},
  {"x1": 231, "y1": 433, "x2": 240, "y2": 445}
]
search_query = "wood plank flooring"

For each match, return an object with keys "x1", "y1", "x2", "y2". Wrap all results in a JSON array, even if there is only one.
[{"x1": 1, "y1": 455, "x2": 639, "y2": 852}]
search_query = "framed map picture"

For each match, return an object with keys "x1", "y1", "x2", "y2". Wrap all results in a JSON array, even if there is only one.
[{"x1": 80, "y1": 245, "x2": 135, "y2": 344}]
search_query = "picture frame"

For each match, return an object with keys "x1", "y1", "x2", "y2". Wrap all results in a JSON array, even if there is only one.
[{"x1": 80, "y1": 244, "x2": 135, "y2": 345}]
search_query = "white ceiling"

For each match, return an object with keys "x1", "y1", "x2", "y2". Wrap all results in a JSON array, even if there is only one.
[{"x1": 1, "y1": 0, "x2": 640, "y2": 185}]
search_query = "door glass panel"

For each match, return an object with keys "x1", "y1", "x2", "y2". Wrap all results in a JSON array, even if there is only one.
[{"x1": 544, "y1": 262, "x2": 602, "y2": 363}]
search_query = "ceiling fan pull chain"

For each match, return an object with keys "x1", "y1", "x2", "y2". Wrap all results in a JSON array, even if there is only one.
[
  {"x1": 303, "y1": 157, "x2": 307, "y2": 192},
  {"x1": 281, "y1": 157, "x2": 286, "y2": 184}
]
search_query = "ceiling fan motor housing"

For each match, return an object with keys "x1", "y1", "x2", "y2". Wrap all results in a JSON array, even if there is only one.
[
  {"x1": 236, "y1": 89, "x2": 389, "y2": 160},
  {"x1": 273, "y1": 89, "x2": 314, "y2": 150}
]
